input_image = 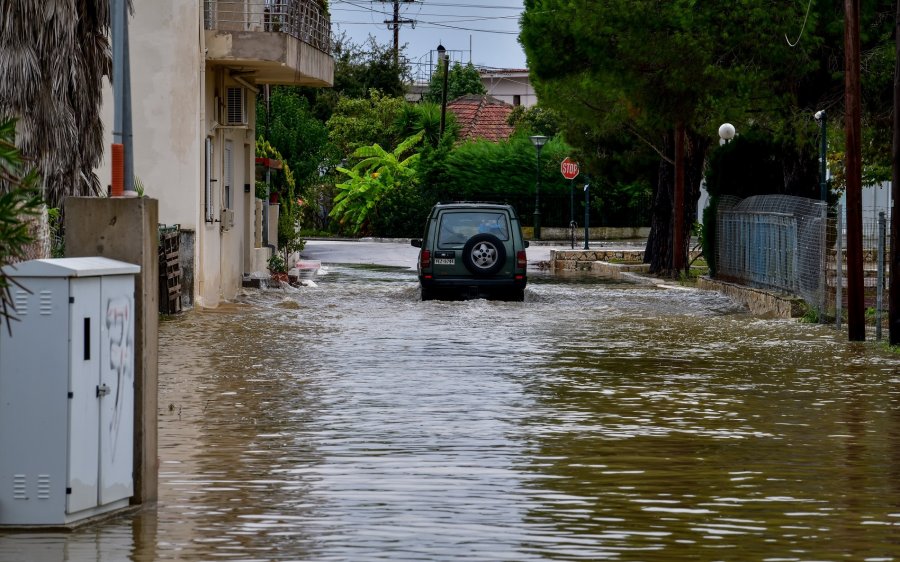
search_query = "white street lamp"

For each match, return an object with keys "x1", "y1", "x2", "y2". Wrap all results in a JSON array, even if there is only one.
[{"x1": 718, "y1": 123, "x2": 736, "y2": 145}]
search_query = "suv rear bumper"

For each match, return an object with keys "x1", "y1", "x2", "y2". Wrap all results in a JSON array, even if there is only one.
[{"x1": 419, "y1": 275, "x2": 526, "y2": 290}]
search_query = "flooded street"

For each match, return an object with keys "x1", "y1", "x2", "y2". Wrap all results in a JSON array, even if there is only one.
[{"x1": 4, "y1": 251, "x2": 900, "y2": 560}]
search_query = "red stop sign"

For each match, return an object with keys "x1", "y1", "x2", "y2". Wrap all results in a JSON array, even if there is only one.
[{"x1": 561, "y1": 157, "x2": 580, "y2": 180}]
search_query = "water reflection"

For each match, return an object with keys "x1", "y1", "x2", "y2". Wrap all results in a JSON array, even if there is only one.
[{"x1": 2, "y1": 264, "x2": 900, "y2": 560}]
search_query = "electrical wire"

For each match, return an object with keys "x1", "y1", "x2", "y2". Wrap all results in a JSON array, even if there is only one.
[
  {"x1": 785, "y1": 0, "x2": 814, "y2": 47},
  {"x1": 331, "y1": 0, "x2": 521, "y2": 8},
  {"x1": 332, "y1": 7, "x2": 522, "y2": 23},
  {"x1": 331, "y1": 0, "x2": 526, "y2": 64}
]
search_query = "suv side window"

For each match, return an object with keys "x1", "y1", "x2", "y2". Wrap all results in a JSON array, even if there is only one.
[{"x1": 437, "y1": 211, "x2": 510, "y2": 248}]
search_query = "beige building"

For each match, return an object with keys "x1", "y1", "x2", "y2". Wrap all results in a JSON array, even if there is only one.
[
  {"x1": 97, "y1": 0, "x2": 333, "y2": 308},
  {"x1": 479, "y1": 69, "x2": 536, "y2": 108}
]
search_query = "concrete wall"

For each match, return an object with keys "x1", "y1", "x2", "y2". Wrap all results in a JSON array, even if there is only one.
[
  {"x1": 97, "y1": 0, "x2": 202, "y2": 230},
  {"x1": 197, "y1": 68, "x2": 259, "y2": 306},
  {"x1": 698, "y1": 277, "x2": 805, "y2": 318},
  {"x1": 480, "y1": 72, "x2": 536, "y2": 107},
  {"x1": 64, "y1": 197, "x2": 159, "y2": 504},
  {"x1": 205, "y1": 32, "x2": 334, "y2": 86},
  {"x1": 95, "y1": 0, "x2": 261, "y2": 308},
  {"x1": 97, "y1": 0, "x2": 202, "y2": 306}
]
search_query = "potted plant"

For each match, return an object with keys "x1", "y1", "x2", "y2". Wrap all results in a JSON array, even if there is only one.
[{"x1": 267, "y1": 252, "x2": 289, "y2": 284}]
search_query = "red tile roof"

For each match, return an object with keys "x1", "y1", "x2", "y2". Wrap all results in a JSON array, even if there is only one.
[{"x1": 446, "y1": 95, "x2": 515, "y2": 143}]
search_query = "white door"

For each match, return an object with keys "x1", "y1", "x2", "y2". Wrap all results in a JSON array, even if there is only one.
[
  {"x1": 98, "y1": 274, "x2": 134, "y2": 505},
  {"x1": 67, "y1": 277, "x2": 102, "y2": 514}
]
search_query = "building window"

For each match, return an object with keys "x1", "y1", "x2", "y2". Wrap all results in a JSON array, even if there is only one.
[{"x1": 513, "y1": 95, "x2": 521, "y2": 106}]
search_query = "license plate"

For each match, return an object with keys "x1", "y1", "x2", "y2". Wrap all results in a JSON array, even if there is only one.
[{"x1": 434, "y1": 258, "x2": 454, "y2": 265}]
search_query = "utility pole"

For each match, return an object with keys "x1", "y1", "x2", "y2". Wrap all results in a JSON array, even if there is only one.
[
  {"x1": 891, "y1": 0, "x2": 900, "y2": 345},
  {"x1": 379, "y1": 0, "x2": 416, "y2": 66},
  {"x1": 845, "y1": 0, "x2": 865, "y2": 341}
]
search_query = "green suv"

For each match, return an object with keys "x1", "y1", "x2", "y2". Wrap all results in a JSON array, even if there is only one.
[{"x1": 411, "y1": 202, "x2": 529, "y2": 301}]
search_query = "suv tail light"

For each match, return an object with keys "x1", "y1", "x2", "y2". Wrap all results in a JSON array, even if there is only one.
[
  {"x1": 517, "y1": 250, "x2": 527, "y2": 269},
  {"x1": 420, "y1": 249, "x2": 431, "y2": 269}
]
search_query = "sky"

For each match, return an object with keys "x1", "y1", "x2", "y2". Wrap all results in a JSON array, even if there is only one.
[{"x1": 329, "y1": 0, "x2": 528, "y2": 80}]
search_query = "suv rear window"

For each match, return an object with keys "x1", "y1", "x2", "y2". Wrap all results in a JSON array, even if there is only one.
[{"x1": 437, "y1": 211, "x2": 510, "y2": 247}]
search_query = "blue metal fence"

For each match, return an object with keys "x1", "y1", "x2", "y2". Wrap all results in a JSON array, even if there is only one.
[{"x1": 716, "y1": 195, "x2": 827, "y2": 311}]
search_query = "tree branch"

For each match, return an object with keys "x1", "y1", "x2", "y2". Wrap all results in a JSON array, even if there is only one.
[
  {"x1": 624, "y1": 123, "x2": 674, "y2": 165},
  {"x1": 570, "y1": 93, "x2": 673, "y2": 165}
]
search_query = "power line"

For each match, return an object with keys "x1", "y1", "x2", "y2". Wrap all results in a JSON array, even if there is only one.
[
  {"x1": 332, "y1": 7, "x2": 522, "y2": 22},
  {"x1": 332, "y1": 0, "x2": 520, "y2": 8},
  {"x1": 334, "y1": 21, "x2": 519, "y2": 35},
  {"x1": 331, "y1": 0, "x2": 527, "y2": 67},
  {"x1": 414, "y1": 20, "x2": 519, "y2": 34},
  {"x1": 375, "y1": 0, "x2": 417, "y2": 64}
]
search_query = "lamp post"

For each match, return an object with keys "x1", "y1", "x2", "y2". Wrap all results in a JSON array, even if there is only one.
[
  {"x1": 437, "y1": 43, "x2": 449, "y2": 136},
  {"x1": 815, "y1": 110, "x2": 830, "y2": 325},
  {"x1": 815, "y1": 110, "x2": 827, "y2": 201},
  {"x1": 530, "y1": 135, "x2": 549, "y2": 240}
]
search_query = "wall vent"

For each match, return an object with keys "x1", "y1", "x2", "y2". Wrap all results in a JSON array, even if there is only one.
[
  {"x1": 13, "y1": 474, "x2": 27, "y2": 500},
  {"x1": 37, "y1": 474, "x2": 51, "y2": 500},
  {"x1": 225, "y1": 87, "x2": 247, "y2": 126},
  {"x1": 14, "y1": 289, "x2": 28, "y2": 316},
  {"x1": 39, "y1": 290, "x2": 53, "y2": 315}
]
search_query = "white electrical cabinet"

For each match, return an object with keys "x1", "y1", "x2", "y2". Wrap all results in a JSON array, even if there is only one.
[{"x1": 0, "y1": 257, "x2": 139, "y2": 527}]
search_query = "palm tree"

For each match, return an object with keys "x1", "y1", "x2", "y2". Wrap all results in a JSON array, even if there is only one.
[
  {"x1": 0, "y1": 1, "x2": 114, "y2": 328},
  {"x1": 0, "y1": 117, "x2": 43, "y2": 332},
  {"x1": 0, "y1": 0, "x2": 112, "y2": 205}
]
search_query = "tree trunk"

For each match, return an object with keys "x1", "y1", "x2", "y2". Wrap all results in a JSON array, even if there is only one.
[
  {"x1": 15, "y1": 205, "x2": 50, "y2": 262},
  {"x1": 646, "y1": 132, "x2": 674, "y2": 275},
  {"x1": 645, "y1": 130, "x2": 709, "y2": 276}
]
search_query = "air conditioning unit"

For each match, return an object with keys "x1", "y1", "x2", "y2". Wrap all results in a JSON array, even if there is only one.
[
  {"x1": 220, "y1": 208, "x2": 235, "y2": 230},
  {"x1": 225, "y1": 87, "x2": 247, "y2": 126}
]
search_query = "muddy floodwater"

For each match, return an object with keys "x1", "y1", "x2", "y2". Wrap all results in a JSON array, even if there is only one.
[{"x1": 3, "y1": 262, "x2": 900, "y2": 561}]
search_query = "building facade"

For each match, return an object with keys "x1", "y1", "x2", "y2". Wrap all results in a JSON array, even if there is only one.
[
  {"x1": 97, "y1": 0, "x2": 333, "y2": 308},
  {"x1": 479, "y1": 69, "x2": 536, "y2": 108}
]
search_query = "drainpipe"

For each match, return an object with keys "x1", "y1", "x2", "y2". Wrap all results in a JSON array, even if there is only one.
[
  {"x1": 263, "y1": 85, "x2": 270, "y2": 248},
  {"x1": 197, "y1": 0, "x2": 208, "y2": 309},
  {"x1": 111, "y1": 0, "x2": 136, "y2": 196}
]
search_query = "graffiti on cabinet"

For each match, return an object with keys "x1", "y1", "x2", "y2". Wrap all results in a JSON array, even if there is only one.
[{"x1": 105, "y1": 295, "x2": 132, "y2": 461}]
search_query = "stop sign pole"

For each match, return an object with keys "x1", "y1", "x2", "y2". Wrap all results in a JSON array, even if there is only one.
[{"x1": 561, "y1": 158, "x2": 580, "y2": 248}]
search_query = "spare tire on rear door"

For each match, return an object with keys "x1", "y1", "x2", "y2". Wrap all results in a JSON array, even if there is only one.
[{"x1": 462, "y1": 233, "x2": 506, "y2": 276}]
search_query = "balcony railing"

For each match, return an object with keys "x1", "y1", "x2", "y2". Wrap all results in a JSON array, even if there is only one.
[{"x1": 204, "y1": 0, "x2": 331, "y2": 53}]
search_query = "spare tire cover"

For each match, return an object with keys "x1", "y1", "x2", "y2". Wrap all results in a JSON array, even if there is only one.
[{"x1": 462, "y1": 233, "x2": 506, "y2": 276}]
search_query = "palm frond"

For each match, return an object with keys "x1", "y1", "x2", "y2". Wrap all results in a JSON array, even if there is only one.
[{"x1": 0, "y1": 0, "x2": 111, "y2": 205}]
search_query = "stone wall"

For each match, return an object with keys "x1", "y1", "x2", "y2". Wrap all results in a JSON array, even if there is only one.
[
  {"x1": 551, "y1": 249, "x2": 646, "y2": 271},
  {"x1": 528, "y1": 226, "x2": 650, "y2": 241},
  {"x1": 698, "y1": 277, "x2": 805, "y2": 318}
]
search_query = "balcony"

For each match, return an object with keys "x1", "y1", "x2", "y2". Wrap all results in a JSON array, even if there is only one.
[{"x1": 204, "y1": 0, "x2": 333, "y2": 87}]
